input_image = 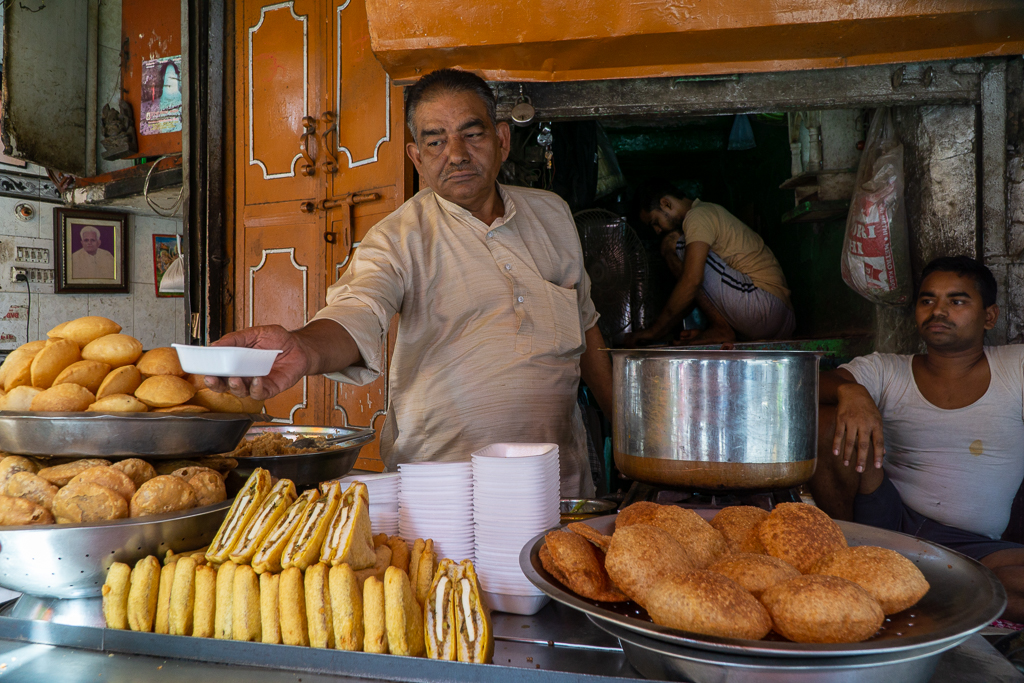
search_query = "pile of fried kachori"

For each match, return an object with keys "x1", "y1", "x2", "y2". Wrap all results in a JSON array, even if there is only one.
[
  {"x1": 0, "y1": 316, "x2": 263, "y2": 414},
  {"x1": 0, "y1": 453, "x2": 232, "y2": 526},
  {"x1": 540, "y1": 501, "x2": 930, "y2": 645}
]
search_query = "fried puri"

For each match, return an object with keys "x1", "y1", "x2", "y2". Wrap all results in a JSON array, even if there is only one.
[
  {"x1": 30, "y1": 383, "x2": 95, "y2": 412},
  {"x1": 711, "y1": 506, "x2": 770, "y2": 554},
  {"x1": 81, "y1": 334, "x2": 143, "y2": 368},
  {"x1": 708, "y1": 553, "x2": 800, "y2": 599},
  {"x1": 171, "y1": 467, "x2": 227, "y2": 507},
  {"x1": 0, "y1": 495, "x2": 53, "y2": 525},
  {"x1": 136, "y1": 347, "x2": 186, "y2": 378},
  {"x1": 52, "y1": 482, "x2": 128, "y2": 523},
  {"x1": 758, "y1": 503, "x2": 847, "y2": 573},
  {"x1": 647, "y1": 571, "x2": 773, "y2": 640},
  {"x1": 96, "y1": 365, "x2": 142, "y2": 399},
  {"x1": 130, "y1": 475, "x2": 198, "y2": 517},
  {"x1": 111, "y1": 458, "x2": 157, "y2": 488},
  {"x1": 87, "y1": 393, "x2": 149, "y2": 413},
  {"x1": 645, "y1": 506, "x2": 729, "y2": 569},
  {"x1": 37, "y1": 459, "x2": 110, "y2": 487},
  {"x1": 542, "y1": 530, "x2": 626, "y2": 602},
  {"x1": 809, "y1": 546, "x2": 930, "y2": 615},
  {"x1": 69, "y1": 466, "x2": 136, "y2": 501},
  {"x1": 1, "y1": 385, "x2": 41, "y2": 410},
  {"x1": 53, "y1": 360, "x2": 111, "y2": 393},
  {"x1": 135, "y1": 375, "x2": 197, "y2": 408},
  {"x1": 55, "y1": 316, "x2": 121, "y2": 347},
  {"x1": 615, "y1": 501, "x2": 661, "y2": 529},
  {"x1": 0, "y1": 455, "x2": 40, "y2": 491},
  {"x1": 760, "y1": 575, "x2": 885, "y2": 643},
  {"x1": 29, "y1": 338, "x2": 80, "y2": 389},
  {"x1": 5, "y1": 471, "x2": 58, "y2": 510},
  {"x1": 605, "y1": 524, "x2": 695, "y2": 607},
  {"x1": 0, "y1": 340, "x2": 45, "y2": 391},
  {"x1": 567, "y1": 521, "x2": 612, "y2": 552}
]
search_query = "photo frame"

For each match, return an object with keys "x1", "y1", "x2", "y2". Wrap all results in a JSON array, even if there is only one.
[
  {"x1": 53, "y1": 207, "x2": 130, "y2": 294},
  {"x1": 152, "y1": 234, "x2": 183, "y2": 298}
]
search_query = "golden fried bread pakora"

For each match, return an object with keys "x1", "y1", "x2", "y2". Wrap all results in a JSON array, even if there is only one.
[
  {"x1": 758, "y1": 502, "x2": 847, "y2": 573},
  {"x1": 809, "y1": 545, "x2": 930, "y2": 615},
  {"x1": 542, "y1": 530, "x2": 626, "y2": 602},
  {"x1": 566, "y1": 522, "x2": 612, "y2": 552},
  {"x1": 760, "y1": 575, "x2": 884, "y2": 643},
  {"x1": 605, "y1": 524, "x2": 695, "y2": 607},
  {"x1": 615, "y1": 501, "x2": 661, "y2": 530},
  {"x1": 708, "y1": 552, "x2": 800, "y2": 599},
  {"x1": 647, "y1": 570, "x2": 773, "y2": 640},
  {"x1": 711, "y1": 506, "x2": 769, "y2": 554}
]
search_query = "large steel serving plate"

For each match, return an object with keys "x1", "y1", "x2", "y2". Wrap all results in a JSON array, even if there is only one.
[
  {"x1": 0, "y1": 411, "x2": 255, "y2": 457},
  {"x1": 229, "y1": 425, "x2": 375, "y2": 488},
  {"x1": 0, "y1": 500, "x2": 230, "y2": 599},
  {"x1": 520, "y1": 514, "x2": 1005, "y2": 659}
]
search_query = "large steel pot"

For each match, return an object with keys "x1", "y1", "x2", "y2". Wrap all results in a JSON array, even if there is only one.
[{"x1": 611, "y1": 349, "x2": 819, "y2": 489}]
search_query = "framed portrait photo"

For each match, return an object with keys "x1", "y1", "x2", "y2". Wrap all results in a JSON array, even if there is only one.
[{"x1": 54, "y1": 207, "x2": 129, "y2": 293}]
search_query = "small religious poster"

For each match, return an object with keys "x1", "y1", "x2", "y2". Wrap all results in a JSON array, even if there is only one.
[{"x1": 140, "y1": 55, "x2": 183, "y2": 135}]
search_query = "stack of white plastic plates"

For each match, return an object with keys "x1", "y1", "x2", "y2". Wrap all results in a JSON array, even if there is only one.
[
  {"x1": 337, "y1": 472, "x2": 400, "y2": 537},
  {"x1": 472, "y1": 443, "x2": 559, "y2": 615},
  {"x1": 397, "y1": 462, "x2": 474, "y2": 562}
]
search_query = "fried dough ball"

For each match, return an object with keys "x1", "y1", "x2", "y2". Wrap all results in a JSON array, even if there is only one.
[
  {"x1": 29, "y1": 383, "x2": 95, "y2": 412},
  {"x1": 647, "y1": 570, "x2": 773, "y2": 640},
  {"x1": 52, "y1": 482, "x2": 129, "y2": 524},
  {"x1": 171, "y1": 467, "x2": 226, "y2": 507},
  {"x1": 68, "y1": 466, "x2": 137, "y2": 502},
  {"x1": 541, "y1": 530, "x2": 627, "y2": 602},
  {"x1": 758, "y1": 503, "x2": 847, "y2": 573},
  {"x1": 0, "y1": 494, "x2": 54, "y2": 525},
  {"x1": 38, "y1": 459, "x2": 111, "y2": 487},
  {"x1": 760, "y1": 575, "x2": 884, "y2": 643},
  {"x1": 0, "y1": 455, "x2": 41, "y2": 491},
  {"x1": 4, "y1": 471, "x2": 59, "y2": 510},
  {"x1": 96, "y1": 365, "x2": 143, "y2": 399},
  {"x1": 134, "y1": 376, "x2": 196, "y2": 408},
  {"x1": 52, "y1": 316, "x2": 121, "y2": 347},
  {"x1": 711, "y1": 506, "x2": 770, "y2": 554},
  {"x1": 53, "y1": 360, "x2": 112, "y2": 394},
  {"x1": 708, "y1": 552, "x2": 800, "y2": 599},
  {"x1": 136, "y1": 347, "x2": 186, "y2": 378},
  {"x1": 110, "y1": 459, "x2": 157, "y2": 489},
  {"x1": 81, "y1": 334, "x2": 143, "y2": 368},
  {"x1": 87, "y1": 393, "x2": 149, "y2": 413},
  {"x1": 130, "y1": 475, "x2": 198, "y2": 517},
  {"x1": 615, "y1": 501, "x2": 661, "y2": 530},
  {"x1": 809, "y1": 546, "x2": 930, "y2": 615},
  {"x1": 566, "y1": 521, "x2": 611, "y2": 552},
  {"x1": 29, "y1": 339, "x2": 80, "y2": 389},
  {"x1": 645, "y1": 506, "x2": 729, "y2": 569},
  {"x1": 605, "y1": 524, "x2": 695, "y2": 607},
  {"x1": 1, "y1": 385, "x2": 42, "y2": 411}
]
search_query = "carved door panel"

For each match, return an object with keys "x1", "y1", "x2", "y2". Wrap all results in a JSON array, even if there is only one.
[
  {"x1": 242, "y1": 0, "x2": 323, "y2": 205},
  {"x1": 324, "y1": 0, "x2": 410, "y2": 469}
]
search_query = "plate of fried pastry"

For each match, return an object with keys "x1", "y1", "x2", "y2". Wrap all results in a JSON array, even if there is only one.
[{"x1": 521, "y1": 501, "x2": 1006, "y2": 658}]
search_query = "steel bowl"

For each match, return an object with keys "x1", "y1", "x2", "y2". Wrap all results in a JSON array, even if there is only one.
[
  {"x1": 560, "y1": 498, "x2": 618, "y2": 522},
  {"x1": 227, "y1": 425, "x2": 375, "y2": 489},
  {"x1": 611, "y1": 349, "x2": 820, "y2": 489},
  {"x1": 0, "y1": 411, "x2": 255, "y2": 458},
  {"x1": 0, "y1": 500, "x2": 230, "y2": 599}
]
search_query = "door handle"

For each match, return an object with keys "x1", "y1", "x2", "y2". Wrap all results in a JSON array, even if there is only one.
[
  {"x1": 299, "y1": 115, "x2": 317, "y2": 176},
  {"x1": 324, "y1": 191, "x2": 384, "y2": 278},
  {"x1": 320, "y1": 111, "x2": 339, "y2": 174}
]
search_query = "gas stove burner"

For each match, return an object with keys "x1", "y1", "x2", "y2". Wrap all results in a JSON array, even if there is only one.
[{"x1": 619, "y1": 481, "x2": 804, "y2": 512}]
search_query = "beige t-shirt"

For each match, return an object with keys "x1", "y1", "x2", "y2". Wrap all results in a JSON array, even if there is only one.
[
  {"x1": 682, "y1": 200, "x2": 792, "y2": 309},
  {"x1": 312, "y1": 184, "x2": 599, "y2": 497}
]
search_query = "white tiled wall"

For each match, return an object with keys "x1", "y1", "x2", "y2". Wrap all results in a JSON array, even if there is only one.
[{"x1": 0, "y1": 192, "x2": 186, "y2": 351}]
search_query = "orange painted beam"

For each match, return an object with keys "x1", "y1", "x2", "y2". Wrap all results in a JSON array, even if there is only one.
[{"x1": 365, "y1": 0, "x2": 1024, "y2": 82}]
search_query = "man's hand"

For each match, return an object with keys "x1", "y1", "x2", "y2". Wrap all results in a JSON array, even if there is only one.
[
  {"x1": 833, "y1": 383, "x2": 886, "y2": 473},
  {"x1": 623, "y1": 329, "x2": 659, "y2": 348},
  {"x1": 203, "y1": 325, "x2": 314, "y2": 400}
]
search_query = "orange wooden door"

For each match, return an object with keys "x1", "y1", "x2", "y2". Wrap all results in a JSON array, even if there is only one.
[{"x1": 324, "y1": 0, "x2": 411, "y2": 469}]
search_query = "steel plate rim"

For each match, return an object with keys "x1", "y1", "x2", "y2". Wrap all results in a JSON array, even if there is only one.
[
  {"x1": 0, "y1": 411, "x2": 262, "y2": 421},
  {"x1": 0, "y1": 499, "x2": 233, "y2": 533},
  {"x1": 519, "y1": 514, "x2": 1006, "y2": 659},
  {"x1": 235, "y1": 426, "x2": 376, "y2": 462}
]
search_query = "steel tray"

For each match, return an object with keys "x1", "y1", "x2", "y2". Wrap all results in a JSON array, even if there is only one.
[
  {"x1": 0, "y1": 411, "x2": 255, "y2": 458},
  {"x1": 0, "y1": 500, "x2": 230, "y2": 598},
  {"x1": 228, "y1": 425, "x2": 375, "y2": 489},
  {"x1": 520, "y1": 513, "x2": 1006, "y2": 659}
]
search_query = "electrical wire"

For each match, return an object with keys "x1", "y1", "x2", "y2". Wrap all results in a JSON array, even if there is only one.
[
  {"x1": 144, "y1": 153, "x2": 185, "y2": 217},
  {"x1": 15, "y1": 273, "x2": 31, "y2": 342}
]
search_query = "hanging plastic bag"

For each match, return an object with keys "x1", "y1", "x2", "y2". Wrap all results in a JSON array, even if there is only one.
[{"x1": 840, "y1": 108, "x2": 912, "y2": 306}]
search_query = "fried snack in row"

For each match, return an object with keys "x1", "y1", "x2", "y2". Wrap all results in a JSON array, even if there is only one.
[
  {"x1": 260, "y1": 572, "x2": 281, "y2": 644},
  {"x1": 193, "y1": 564, "x2": 217, "y2": 638},
  {"x1": 215, "y1": 562, "x2": 237, "y2": 639},
  {"x1": 542, "y1": 530, "x2": 626, "y2": 602},
  {"x1": 305, "y1": 563, "x2": 334, "y2": 648},
  {"x1": 88, "y1": 393, "x2": 148, "y2": 413},
  {"x1": 425, "y1": 559, "x2": 457, "y2": 661},
  {"x1": 252, "y1": 488, "x2": 319, "y2": 574},
  {"x1": 137, "y1": 347, "x2": 185, "y2": 378},
  {"x1": 708, "y1": 552, "x2": 800, "y2": 599},
  {"x1": 169, "y1": 556, "x2": 197, "y2": 636},
  {"x1": 130, "y1": 475, "x2": 197, "y2": 518},
  {"x1": 31, "y1": 383, "x2": 95, "y2": 412},
  {"x1": 809, "y1": 545, "x2": 930, "y2": 615},
  {"x1": 0, "y1": 494, "x2": 53, "y2": 525},
  {"x1": 387, "y1": 536, "x2": 410, "y2": 574},
  {"x1": 414, "y1": 540, "x2": 438, "y2": 606},
  {"x1": 206, "y1": 468, "x2": 273, "y2": 563},
  {"x1": 373, "y1": 533, "x2": 388, "y2": 548},
  {"x1": 54, "y1": 360, "x2": 110, "y2": 394},
  {"x1": 103, "y1": 562, "x2": 132, "y2": 629},
  {"x1": 135, "y1": 375, "x2": 196, "y2": 408},
  {"x1": 281, "y1": 481, "x2": 341, "y2": 571},
  {"x1": 155, "y1": 561, "x2": 176, "y2": 634},
  {"x1": 82, "y1": 334, "x2": 143, "y2": 369},
  {"x1": 758, "y1": 502, "x2": 847, "y2": 573},
  {"x1": 647, "y1": 570, "x2": 773, "y2": 640},
  {"x1": 234, "y1": 565, "x2": 262, "y2": 641},
  {"x1": 38, "y1": 459, "x2": 110, "y2": 487},
  {"x1": 5, "y1": 471, "x2": 58, "y2": 510},
  {"x1": 330, "y1": 564, "x2": 363, "y2": 651},
  {"x1": 566, "y1": 521, "x2": 611, "y2": 552},
  {"x1": 322, "y1": 482, "x2": 375, "y2": 569},
  {"x1": 452, "y1": 560, "x2": 492, "y2": 664},
  {"x1": 128, "y1": 556, "x2": 162, "y2": 633},
  {"x1": 111, "y1": 458, "x2": 157, "y2": 489},
  {"x1": 760, "y1": 574, "x2": 885, "y2": 643},
  {"x1": 0, "y1": 386, "x2": 40, "y2": 410},
  {"x1": 605, "y1": 524, "x2": 694, "y2": 607},
  {"x1": 279, "y1": 566, "x2": 309, "y2": 646},
  {"x1": 53, "y1": 481, "x2": 128, "y2": 523},
  {"x1": 1, "y1": 340, "x2": 45, "y2": 391},
  {"x1": 230, "y1": 479, "x2": 297, "y2": 565},
  {"x1": 354, "y1": 545, "x2": 392, "y2": 586},
  {"x1": 363, "y1": 574, "x2": 387, "y2": 654},
  {"x1": 69, "y1": 465, "x2": 136, "y2": 501},
  {"x1": 711, "y1": 505, "x2": 769, "y2": 554},
  {"x1": 97, "y1": 365, "x2": 142, "y2": 399},
  {"x1": 51, "y1": 316, "x2": 121, "y2": 347},
  {"x1": 0, "y1": 456, "x2": 40, "y2": 490},
  {"x1": 30, "y1": 339, "x2": 80, "y2": 389},
  {"x1": 172, "y1": 467, "x2": 227, "y2": 508},
  {"x1": 384, "y1": 566, "x2": 424, "y2": 657}
]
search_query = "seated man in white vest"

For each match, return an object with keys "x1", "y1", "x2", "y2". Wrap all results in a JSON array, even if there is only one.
[{"x1": 811, "y1": 256, "x2": 1024, "y2": 621}]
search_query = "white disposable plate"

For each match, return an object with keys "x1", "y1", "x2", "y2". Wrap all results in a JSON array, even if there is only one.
[
  {"x1": 172, "y1": 343, "x2": 282, "y2": 377},
  {"x1": 471, "y1": 443, "x2": 558, "y2": 459}
]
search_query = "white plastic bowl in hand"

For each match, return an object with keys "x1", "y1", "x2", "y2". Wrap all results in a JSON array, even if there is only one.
[{"x1": 172, "y1": 343, "x2": 283, "y2": 377}]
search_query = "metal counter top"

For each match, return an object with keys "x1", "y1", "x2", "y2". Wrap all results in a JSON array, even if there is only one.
[{"x1": 0, "y1": 601, "x2": 1017, "y2": 682}]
